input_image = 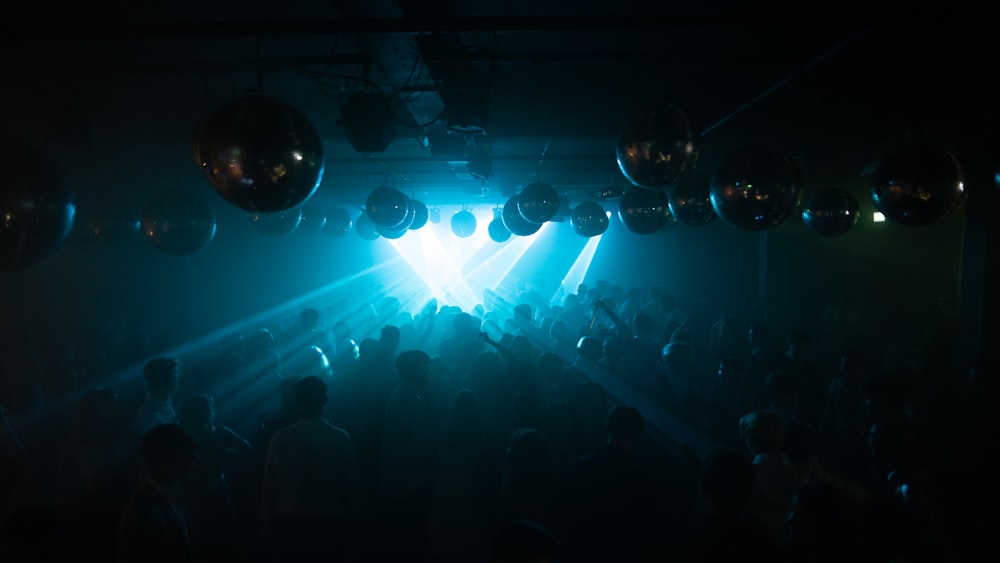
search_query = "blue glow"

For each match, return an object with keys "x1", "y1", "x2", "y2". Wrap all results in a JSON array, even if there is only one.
[
  {"x1": 550, "y1": 234, "x2": 603, "y2": 305},
  {"x1": 386, "y1": 207, "x2": 498, "y2": 311}
]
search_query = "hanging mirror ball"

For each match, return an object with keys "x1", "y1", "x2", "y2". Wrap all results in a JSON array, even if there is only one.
[
  {"x1": 355, "y1": 212, "x2": 380, "y2": 240},
  {"x1": 488, "y1": 217, "x2": 512, "y2": 242},
  {"x1": 298, "y1": 202, "x2": 327, "y2": 232},
  {"x1": 618, "y1": 186, "x2": 671, "y2": 234},
  {"x1": 502, "y1": 194, "x2": 541, "y2": 236},
  {"x1": 570, "y1": 201, "x2": 609, "y2": 237},
  {"x1": 616, "y1": 101, "x2": 699, "y2": 189},
  {"x1": 322, "y1": 206, "x2": 352, "y2": 237},
  {"x1": 517, "y1": 181, "x2": 560, "y2": 223},
  {"x1": 366, "y1": 185, "x2": 411, "y2": 228},
  {"x1": 428, "y1": 207, "x2": 441, "y2": 224},
  {"x1": 250, "y1": 208, "x2": 302, "y2": 237},
  {"x1": 141, "y1": 189, "x2": 217, "y2": 256},
  {"x1": 409, "y1": 200, "x2": 429, "y2": 230},
  {"x1": 451, "y1": 209, "x2": 477, "y2": 238},
  {"x1": 871, "y1": 144, "x2": 965, "y2": 226},
  {"x1": 0, "y1": 137, "x2": 76, "y2": 271},
  {"x1": 193, "y1": 95, "x2": 324, "y2": 213},
  {"x1": 801, "y1": 188, "x2": 860, "y2": 237},
  {"x1": 668, "y1": 172, "x2": 715, "y2": 226},
  {"x1": 710, "y1": 144, "x2": 803, "y2": 231}
]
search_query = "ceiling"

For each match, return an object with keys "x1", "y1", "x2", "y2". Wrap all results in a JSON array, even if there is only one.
[{"x1": 2, "y1": 2, "x2": 993, "y2": 218}]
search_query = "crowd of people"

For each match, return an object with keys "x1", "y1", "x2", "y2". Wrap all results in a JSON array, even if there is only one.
[{"x1": 1, "y1": 280, "x2": 997, "y2": 562}]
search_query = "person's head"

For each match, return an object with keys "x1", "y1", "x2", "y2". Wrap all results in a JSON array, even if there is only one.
[
  {"x1": 379, "y1": 325, "x2": 401, "y2": 352},
  {"x1": 786, "y1": 329, "x2": 813, "y2": 361},
  {"x1": 739, "y1": 410, "x2": 787, "y2": 456},
  {"x1": 513, "y1": 303, "x2": 533, "y2": 326},
  {"x1": 576, "y1": 336, "x2": 602, "y2": 362},
  {"x1": 295, "y1": 375, "x2": 328, "y2": 418},
  {"x1": 143, "y1": 357, "x2": 180, "y2": 398},
  {"x1": 396, "y1": 349, "x2": 432, "y2": 386},
  {"x1": 178, "y1": 395, "x2": 215, "y2": 436},
  {"x1": 606, "y1": 404, "x2": 644, "y2": 449},
  {"x1": 300, "y1": 307, "x2": 321, "y2": 330},
  {"x1": 140, "y1": 423, "x2": 198, "y2": 485},
  {"x1": 452, "y1": 312, "x2": 476, "y2": 335},
  {"x1": 840, "y1": 348, "x2": 866, "y2": 381}
]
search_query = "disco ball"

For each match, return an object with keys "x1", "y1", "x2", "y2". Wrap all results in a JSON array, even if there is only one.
[
  {"x1": 355, "y1": 212, "x2": 380, "y2": 240},
  {"x1": 409, "y1": 200, "x2": 429, "y2": 230},
  {"x1": 616, "y1": 102, "x2": 698, "y2": 189},
  {"x1": 488, "y1": 217, "x2": 512, "y2": 242},
  {"x1": 0, "y1": 138, "x2": 75, "y2": 271},
  {"x1": 668, "y1": 172, "x2": 715, "y2": 226},
  {"x1": 871, "y1": 144, "x2": 965, "y2": 226},
  {"x1": 517, "y1": 181, "x2": 560, "y2": 223},
  {"x1": 298, "y1": 202, "x2": 327, "y2": 232},
  {"x1": 141, "y1": 189, "x2": 217, "y2": 256},
  {"x1": 322, "y1": 206, "x2": 352, "y2": 237},
  {"x1": 618, "y1": 187, "x2": 671, "y2": 234},
  {"x1": 451, "y1": 209, "x2": 477, "y2": 238},
  {"x1": 570, "y1": 201, "x2": 609, "y2": 238},
  {"x1": 193, "y1": 95, "x2": 324, "y2": 213},
  {"x1": 366, "y1": 185, "x2": 411, "y2": 228},
  {"x1": 801, "y1": 188, "x2": 860, "y2": 237},
  {"x1": 250, "y1": 208, "x2": 302, "y2": 237},
  {"x1": 502, "y1": 195, "x2": 541, "y2": 236},
  {"x1": 710, "y1": 144, "x2": 803, "y2": 231}
]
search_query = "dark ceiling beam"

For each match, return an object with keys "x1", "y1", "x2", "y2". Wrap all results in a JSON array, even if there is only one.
[
  {"x1": 0, "y1": 54, "x2": 371, "y2": 75},
  {"x1": 0, "y1": 13, "x2": 881, "y2": 41}
]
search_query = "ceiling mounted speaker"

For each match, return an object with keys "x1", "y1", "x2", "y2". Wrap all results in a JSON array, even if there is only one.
[
  {"x1": 340, "y1": 92, "x2": 397, "y2": 153},
  {"x1": 193, "y1": 95, "x2": 324, "y2": 213}
]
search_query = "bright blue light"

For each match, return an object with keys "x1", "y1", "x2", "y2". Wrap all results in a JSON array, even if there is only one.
[
  {"x1": 386, "y1": 206, "x2": 498, "y2": 310},
  {"x1": 550, "y1": 233, "x2": 603, "y2": 305}
]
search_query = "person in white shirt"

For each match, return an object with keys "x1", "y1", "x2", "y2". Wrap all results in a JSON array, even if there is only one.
[{"x1": 261, "y1": 375, "x2": 368, "y2": 562}]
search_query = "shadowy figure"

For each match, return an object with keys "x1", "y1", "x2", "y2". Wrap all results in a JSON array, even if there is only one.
[{"x1": 116, "y1": 423, "x2": 199, "y2": 563}]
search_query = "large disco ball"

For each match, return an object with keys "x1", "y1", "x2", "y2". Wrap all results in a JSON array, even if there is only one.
[
  {"x1": 570, "y1": 201, "x2": 609, "y2": 237},
  {"x1": 298, "y1": 202, "x2": 327, "y2": 232},
  {"x1": 451, "y1": 209, "x2": 477, "y2": 238},
  {"x1": 710, "y1": 144, "x2": 803, "y2": 231},
  {"x1": 618, "y1": 187, "x2": 671, "y2": 234},
  {"x1": 250, "y1": 208, "x2": 302, "y2": 237},
  {"x1": 517, "y1": 181, "x2": 560, "y2": 223},
  {"x1": 409, "y1": 200, "x2": 429, "y2": 230},
  {"x1": 668, "y1": 172, "x2": 715, "y2": 226},
  {"x1": 141, "y1": 189, "x2": 217, "y2": 256},
  {"x1": 616, "y1": 102, "x2": 698, "y2": 189},
  {"x1": 488, "y1": 217, "x2": 512, "y2": 242},
  {"x1": 871, "y1": 144, "x2": 965, "y2": 226},
  {"x1": 502, "y1": 195, "x2": 541, "y2": 236},
  {"x1": 801, "y1": 188, "x2": 860, "y2": 237},
  {"x1": 322, "y1": 206, "x2": 352, "y2": 237},
  {"x1": 0, "y1": 138, "x2": 76, "y2": 271},
  {"x1": 366, "y1": 185, "x2": 410, "y2": 228},
  {"x1": 355, "y1": 212, "x2": 380, "y2": 240},
  {"x1": 193, "y1": 95, "x2": 325, "y2": 213}
]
